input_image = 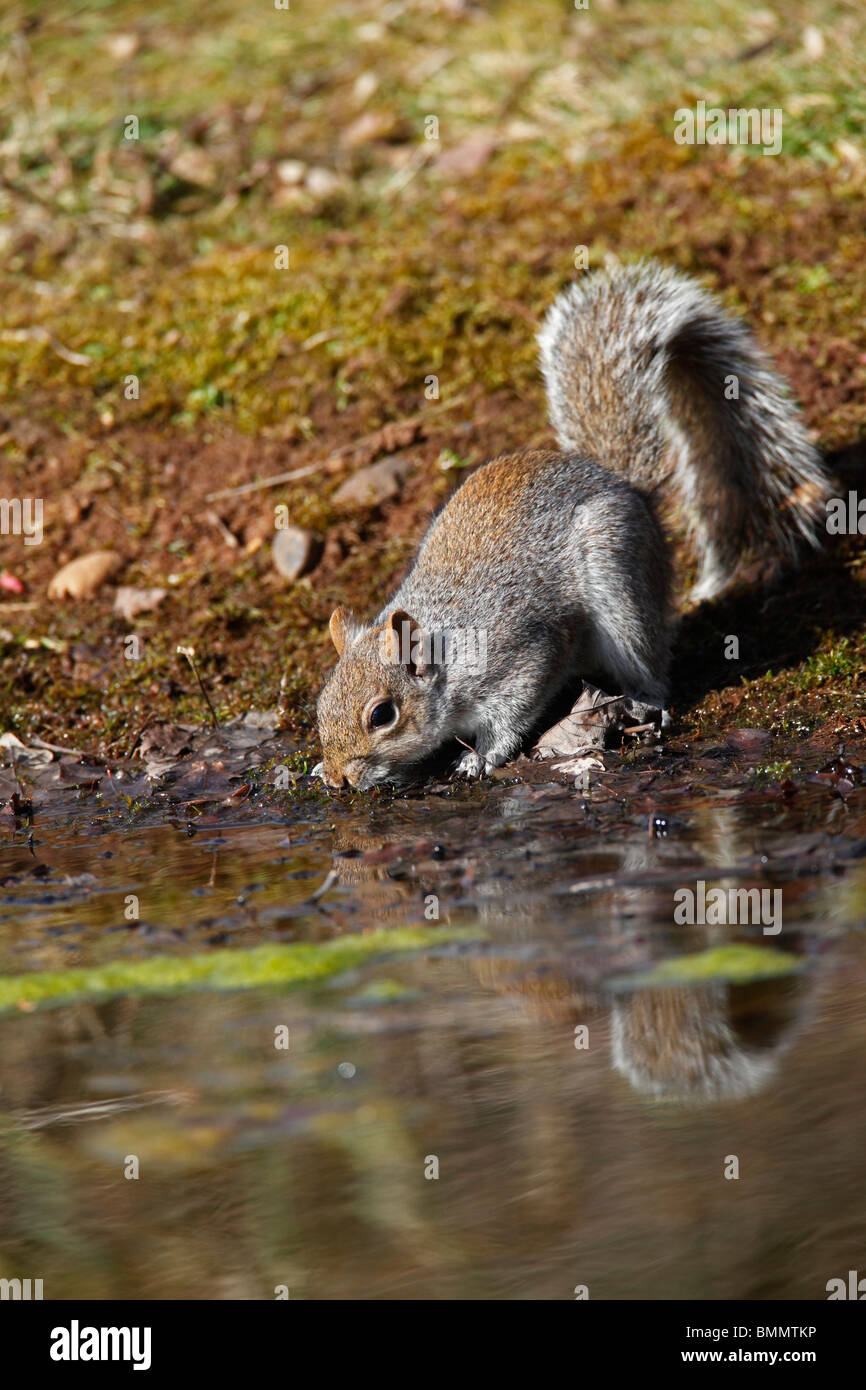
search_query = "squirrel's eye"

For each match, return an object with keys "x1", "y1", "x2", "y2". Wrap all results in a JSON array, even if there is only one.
[{"x1": 369, "y1": 699, "x2": 397, "y2": 729}]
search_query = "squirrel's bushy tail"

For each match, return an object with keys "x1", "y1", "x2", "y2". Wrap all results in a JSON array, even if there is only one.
[{"x1": 538, "y1": 260, "x2": 834, "y2": 602}]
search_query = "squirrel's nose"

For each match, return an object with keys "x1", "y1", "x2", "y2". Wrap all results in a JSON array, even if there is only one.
[{"x1": 316, "y1": 762, "x2": 348, "y2": 790}]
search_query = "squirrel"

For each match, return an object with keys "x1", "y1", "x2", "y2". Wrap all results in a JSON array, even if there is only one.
[{"x1": 315, "y1": 260, "x2": 833, "y2": 790}]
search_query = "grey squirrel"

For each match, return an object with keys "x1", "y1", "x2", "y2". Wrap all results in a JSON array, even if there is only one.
[{"x1": 315, "y1": 260, "x2": 833, "y2": 789}]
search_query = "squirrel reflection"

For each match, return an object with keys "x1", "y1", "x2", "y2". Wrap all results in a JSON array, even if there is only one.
[
  {"x1": 322, "y1": 802, "x2": 812, "y2": 1105},
  {"x1": 612, "y1": 983, "x2": 791, "y2": 1102}
]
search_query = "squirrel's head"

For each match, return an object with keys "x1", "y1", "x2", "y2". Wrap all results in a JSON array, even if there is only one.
[{"x1": 315, "y1": 607, "x2": 447, "y2": 789}]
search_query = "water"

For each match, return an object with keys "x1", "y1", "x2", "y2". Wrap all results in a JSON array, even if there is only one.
[{"x1": 0, "y1": 726, "x2": 864, "y2": 1299}]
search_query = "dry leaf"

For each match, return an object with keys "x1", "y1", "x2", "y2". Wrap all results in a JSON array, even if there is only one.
[
  {"x1": 169, "y1": 147, "x2": 218, "y2": 188},
  {"x1": 113, "y1": 586, "x2": 167, "y2": 621},
  {"x1": 47, "y1": 551, "x2": 122, "y2": 600},
  {"x1": 0, "y1": 732, "x2": 53, "y2": 766},
  {"x1": 436, "y1": 133, "x2": 497, "y2": 178},
  {"x1": 534, "y1": 684, "x2": 621, "y2": 757},
  {"x1": 802, "y1": 25, "x2": 824, "y2": 61},
  {"x1": 332, "y1": 454, "x2": 413, "y2": 509}
]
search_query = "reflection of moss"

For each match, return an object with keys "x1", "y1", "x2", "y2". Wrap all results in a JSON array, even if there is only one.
[
  {"x1": 623, "y1": 944, "x2": 801, "y2": 989},
  {"x1": 0, "y1": 926, "x2": 479, "y2": 1014}
]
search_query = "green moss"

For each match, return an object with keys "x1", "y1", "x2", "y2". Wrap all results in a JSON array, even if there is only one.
[
  {"x1": 798, "y1": 637, "x2": 861, "y2": 689},
  {"x1": 752, "y1": 761, "x2": 796, "y2": 782},
  {"x1": 3, "y1": 0, "x2": 866, "y2": 437}
]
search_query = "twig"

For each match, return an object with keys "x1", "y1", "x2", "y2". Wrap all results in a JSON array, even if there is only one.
[
  {"x1": 103, "y1": 768, "x2": 124, "y2": 801},
  {"x1": 454, "y1": 735, "x2": 480, "y2": 755},
  {"x1": 204, "y1": 395, "x2": 469, "y2": 502},
  {"x1": 205, "y1": 461, "x2": 323, "y2": 502},
  {"x1": 307, "y1": 868, "x2": 339, "y2": 903},
  {"x1": 16, "y1": 1090, "x2": 186, "y2": 1130},
  {"x1": 29, "y1": 737, "x2": 102, "y2": 761},
  {"x1": 124, "y1": 712, "x2": 155, "y2": 760},
  {"x1": 3, "y1": 742, "x2": 26, "y2": 797},
  {"x1": 381, "y1": 144, "x2": 432, "y2": 198},
  {"x1": 1, "y1": 326, "x2": 91, "y2": 367},
  {"x1": 0, "y1": 172, "x2": 55, "y2": 209},
  {"x1": 596, "y1": 782, "x2": 626, "y2": 801},
  {"x1": 732, "y1": 36, "x2": 778, "y2": 63},
  {"x1": 300, "y1": 329, "x2": 340, "y2": 350},
  {"x1": 177, "y1": 646, "x2": 220, "y2": 727},
  {"x1": 206, "y1": 509, "x2": 240, "y2": 548}
]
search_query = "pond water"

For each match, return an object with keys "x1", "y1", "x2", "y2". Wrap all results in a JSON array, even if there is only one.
[{"x1": 0, "y1": 723, "x2": 864, "y2": 1300}]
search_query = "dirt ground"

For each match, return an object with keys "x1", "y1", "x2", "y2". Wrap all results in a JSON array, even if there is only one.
[{"x1": 1, "y1": 1, "x2": 864, "y2": 766}]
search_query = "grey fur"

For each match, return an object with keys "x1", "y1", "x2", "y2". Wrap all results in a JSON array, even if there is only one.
[
  {"x1": 317, "y1": 261, "x2": 833, "y2": 786},
  {"x1": 380, "y1": 454, "x2": 671, "y2": 779},
  {"x1": 538, "y1": 260, "x2": 834, "y2": 602}
]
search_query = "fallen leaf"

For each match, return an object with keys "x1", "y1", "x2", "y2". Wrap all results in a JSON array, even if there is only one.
[
  {"x1": 306, "y1": 167, "x2": 345, "y2": 198},
  {"x1": 276, "y1": 159, "x2": 306, "y2": 185},
  {"x1": 436, "y1": 133, "x2": 497, "y2": 178},
  {"x1": 102, "y1": 32, "x2": 139, "y2": 61},
  {"x1": 137, "y1": 724, "x2": 195, "y2": 759},
  {"x1": 113, "y1": 586, "x2": 167, "y2": 621},
  {"x1": 342, "y1": 110, "x2": 402, "y2": 148},
  {"x1": 48, "y1": 551, "x2": 122, "y2": 600},
  {"x1": 551, "y1": 752, "x2": 605, "y2": 789},
  {"x1": 802, "y1": 25, "x2": 824, "y2": 60},
  {"x1": 726, "y1": 727, "x2": 772, "y2": 753},
  {"x1": 534, "y1": 683, "x2": 625, "y2": 756},
  {"x1": 332, "y1": 453, "x2": 413, "y2": 509},
  {"x1": 169, "y1": 146, "x2": 218, "y2": 188},
  {"x1": 0, "y1": 732, "x2": 53, "y2": 766}
]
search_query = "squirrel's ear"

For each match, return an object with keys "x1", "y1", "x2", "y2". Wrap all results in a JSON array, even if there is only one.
[
  {"x1": 383, "y1": 609, "x2": 431, "y2": 678},
  {"x1": 329, "y1": 608, "x2": 361, "y2": 656}
]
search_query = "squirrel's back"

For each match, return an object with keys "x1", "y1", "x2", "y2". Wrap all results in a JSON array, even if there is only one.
[{"x1": 386, "y1": 448, "x2": 662, "y2": 630}]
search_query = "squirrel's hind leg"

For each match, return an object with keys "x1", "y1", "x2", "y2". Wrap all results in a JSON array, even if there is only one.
[{"x1": 574, "y1": 490, "x2": 673, "y2": 710}]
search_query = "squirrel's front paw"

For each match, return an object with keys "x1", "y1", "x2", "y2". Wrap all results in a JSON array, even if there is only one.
[{"x1": 454, "y1": 748, "x2": 487, "y2": 778}]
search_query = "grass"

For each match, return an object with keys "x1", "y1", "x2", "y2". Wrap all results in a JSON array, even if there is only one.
[{"x1": 3, "y1": 0, "x2": 866, "y2": 431}]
